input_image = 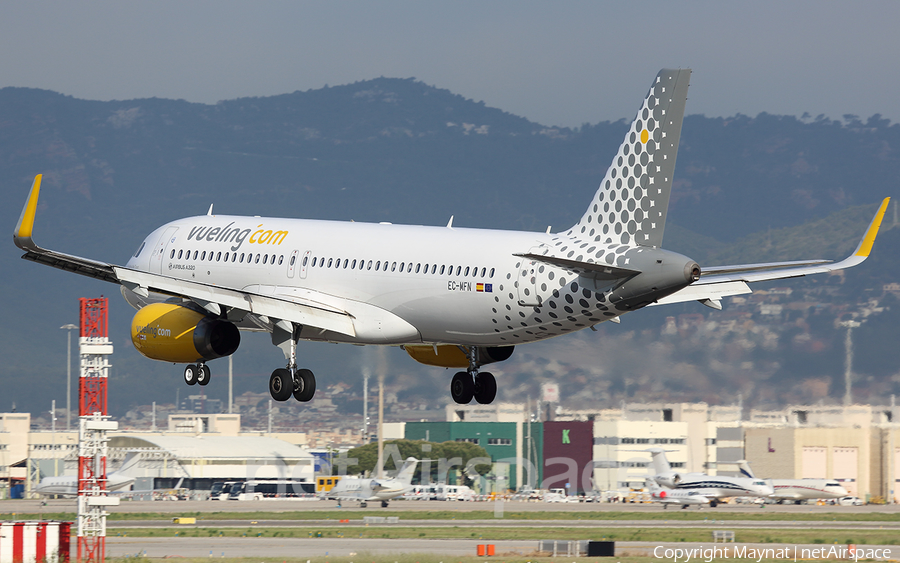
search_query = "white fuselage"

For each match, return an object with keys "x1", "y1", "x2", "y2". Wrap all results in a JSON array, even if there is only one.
[
  {"x1": 125, "y1": 215, "x2": 673, "y2": 346},
  {"x1": 659, "y1": 474, "x2": 774, "y2": 500},
  {"x1": 33, "y1": 472, "x2": 135, "y2": 497},
  {"x1": 327, "y1": 477, "x2": 412, "y2": 502},
  {"x1": 770, "y1": 479, "x2": 848, "y2": 500}
]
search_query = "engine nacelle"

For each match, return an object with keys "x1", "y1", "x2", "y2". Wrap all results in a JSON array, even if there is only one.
[
  {"x1": 131, "y1": 303, "x2": 240, "y2": 363},
  {"x1": 404, "y1": 344, "x2": 514, "y2": 368},
  {"x1": 654, "y1": 472, "x2": 684, "y2": 489}
]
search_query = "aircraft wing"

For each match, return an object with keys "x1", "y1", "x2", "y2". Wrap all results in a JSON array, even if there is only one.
[
  {"x1": 14, "y1": 175, "x2": 356, "y2": 337},
  {"x1": 656, "y1": 198, "x2": 890, "y2": 309}
]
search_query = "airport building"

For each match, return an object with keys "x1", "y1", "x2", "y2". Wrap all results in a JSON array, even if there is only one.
[{"x1": 5, "y1": 401, "x2": 900, "y2": 501}]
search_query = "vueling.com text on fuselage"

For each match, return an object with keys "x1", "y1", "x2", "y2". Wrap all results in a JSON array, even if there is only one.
[{"x1": 186, "y1": 223, "x2": 288, "y2": 252}]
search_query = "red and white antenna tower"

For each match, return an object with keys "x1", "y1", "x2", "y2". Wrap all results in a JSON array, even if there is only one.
[{"x1": 77, "y1": 298, "x2": 118, "y2": 563}]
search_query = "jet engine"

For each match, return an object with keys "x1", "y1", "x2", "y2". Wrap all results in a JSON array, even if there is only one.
[
  {"x1": 131, "y1": 303, "x2": 240, "y2": 363},
  {"x1": 654, "y1": 472, "x2": 685, "y2": 489},
  {"x1": 404, "y1": 345, "x2": 514, "y2": 368}
]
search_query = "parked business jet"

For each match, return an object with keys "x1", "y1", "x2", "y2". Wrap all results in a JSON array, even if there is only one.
[
  {"x1": 326, "y1": 457, "x2": 418, "y2": 508},
  {"x1": 645, "y1": 478, "x2": 711, "y2": 509},
  {"x1": 33, "y1": 452, "x2": 141, "y2": 497},
  {"x1": 647, "y1": 448, "x2": 772, "y2": 507},
  {"x1": 14, "y1": 69, "x2": 889, "y2": 406},
  {"x1": 738, "y1": 461, "x2": 848, "y2": 503}
]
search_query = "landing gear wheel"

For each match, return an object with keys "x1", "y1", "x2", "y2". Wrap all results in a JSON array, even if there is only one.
[
  {"x1": 292, "y1": 368, "x2": 317, "y2": 402},
  {"x1": 361, "y1": 501, "x2": 368, "y2": 508},
  {"x1": 184, "y1": 365, "x2": 198, "y2": 386},
  {"x1": 709, "y1": 500, "x2": 718, "y2": 508},
  {"x1": 269, "y1": 368, "x2": 293, "y2": 401},
  {"x1": 381, "y1": 500, "x2": 388, "y2": 508},
  {"x1": 197, "y1": 364, "x2": 211, "y2": 386},
  {"x1": 473, "y1": 372, "x2": 497, "y2": 404},
  {"x1": 450, "y1": 371, "x2": 474, "y2": 404}
]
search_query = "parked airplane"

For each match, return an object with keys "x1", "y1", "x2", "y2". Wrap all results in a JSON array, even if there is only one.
[
  {"x1": 14, "y1": 69, "x2": 890, "y2": 406},
  {"x1": 645, "y1": 478, "x2": 712, "y2": 509},
  {"x1": 325, "y1": 457, "x2": 418, "y2": 508},
  {"x1": 647, "y1": 448, "x2": 772, "y2": 506},
  {"x1": 33, "y1": 452, "x2": 142, "y2": 497},
  {"x1": 738, "y1": 461, "x2": 848, "y2": 503}
]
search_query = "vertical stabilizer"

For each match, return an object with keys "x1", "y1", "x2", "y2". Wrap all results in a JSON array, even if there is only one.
[
  {"x1": 647, "y1": 447, "x2": 673, "y2": 475},
  {"x1": 737, "y1": 460, "x2": 756, "y2": 479},
  {"x1": 395, "y1": 457, "x2": 419, "y2": 485},
  {"x1": 567, "y1": 69, "x2": 691, "y2": 248}
]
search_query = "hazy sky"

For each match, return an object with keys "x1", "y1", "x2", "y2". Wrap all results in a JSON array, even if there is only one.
[{"x1": 3, "y1": 1, "x2": 898, "y2": 127}]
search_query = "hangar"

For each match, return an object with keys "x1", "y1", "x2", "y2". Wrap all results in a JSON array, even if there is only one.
[{"x1": 108, "y1": 435, "x2": 314, "y2": 491}]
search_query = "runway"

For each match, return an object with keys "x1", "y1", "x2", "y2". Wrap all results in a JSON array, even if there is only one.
[{"x1": 107, "y1": 537, "x2": 538, "y2": 558}]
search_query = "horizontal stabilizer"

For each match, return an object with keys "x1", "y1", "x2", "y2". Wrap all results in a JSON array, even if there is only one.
[{"x1": 513, "y1": 253, "x2": 639, "y2": 280}]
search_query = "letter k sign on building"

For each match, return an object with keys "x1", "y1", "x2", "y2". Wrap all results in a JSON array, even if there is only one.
[{"x1": 562, "y1": 429, "x2": 570, "y2": 444}]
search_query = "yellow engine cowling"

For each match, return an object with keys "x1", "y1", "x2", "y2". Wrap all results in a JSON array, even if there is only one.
[
  {"x1": 131, "y1": 303, "x2": 240, "y2": 363},
  {"x1": 404, "y1": 345, "x2": 514, "y2": 368}
]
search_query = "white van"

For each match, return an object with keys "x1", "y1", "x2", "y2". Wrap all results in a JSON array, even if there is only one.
[{"x1": 435, "y1": 484, "x2": 475, "y2": 501}]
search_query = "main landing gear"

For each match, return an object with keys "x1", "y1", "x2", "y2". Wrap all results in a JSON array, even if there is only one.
[
  {"x1": 183, "y1": 363, "x2": 211, "y2": 386},
  {"x1": 450, "y1": 347, "x2": 497, "y2": 405},
  {"x1": 268, "y1": 321, "x2": 317, "y2": 403}
]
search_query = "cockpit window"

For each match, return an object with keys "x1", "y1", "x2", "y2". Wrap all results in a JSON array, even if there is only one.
[{"x1": 133, "y1": 242, "x2": 146, "y2": 258}]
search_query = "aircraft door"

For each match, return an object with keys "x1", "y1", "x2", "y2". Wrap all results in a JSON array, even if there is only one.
[
  {"x1": 287, "y1": 250, "x2": 299, "y2": 278},
  {"x1": 151, "y1": 227, "x2": 179, "y2": 274},
  {"x1": 299, "y1": 250, "x2": 311, "y2": 279},
  {"x1": 516, "y1": 247, "x2": 541, "y2": 307}
]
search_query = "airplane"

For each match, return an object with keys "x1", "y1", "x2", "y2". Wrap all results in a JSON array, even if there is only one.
[
  {"x1": 325, "y1": 456, "x2": 418, "y2": 508},
  {"x1": 738, "y1": 460, "x2": 848, "y2": 504},
  {"x1": 13, "y1": 68, "x2": 890, "y2": 406},
  {"x1": 33, "y1": 452, "x2": 142, "y2": 497},
  {"x1": 645, "y1": 478, "x2": 712, "y2": 509},
  {"x1": 646, "y1": 448, "x2": 772, "y2": 507}
]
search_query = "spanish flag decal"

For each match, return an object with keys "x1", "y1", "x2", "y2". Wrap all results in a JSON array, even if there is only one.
[{"x1": 477, "y1": 283, "x2": 492, "y2": 293}]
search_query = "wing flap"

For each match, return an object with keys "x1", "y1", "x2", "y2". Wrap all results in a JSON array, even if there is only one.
[{"x1": 114, "y1": 267, "x2": 356, "y2": 337}]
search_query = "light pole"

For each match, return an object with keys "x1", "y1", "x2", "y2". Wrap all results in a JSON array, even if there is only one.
[{"x1": 60, "y1": 323, "x2": 78, "y2": 431}]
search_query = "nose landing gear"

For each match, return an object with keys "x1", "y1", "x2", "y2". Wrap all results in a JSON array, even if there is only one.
[{"x1": 449, "y1": 347, "x2": 497, "y2": 405}]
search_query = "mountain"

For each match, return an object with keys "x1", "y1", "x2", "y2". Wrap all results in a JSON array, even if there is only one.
[{"x1": 2, "y1": 78, "x2": 898, "y2": 419}]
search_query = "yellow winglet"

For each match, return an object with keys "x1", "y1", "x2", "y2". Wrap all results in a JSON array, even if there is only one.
[
  {"x1": 854, "y1": 197, "x2": 890, "y2": 257},
  {"x1": 14, "y1": 174, "x2": 42, "y2": 249}
]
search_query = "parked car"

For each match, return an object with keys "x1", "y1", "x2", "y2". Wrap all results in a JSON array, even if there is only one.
[{"x1": 838, "y1": 496, "x2": 864, "y2": 506}]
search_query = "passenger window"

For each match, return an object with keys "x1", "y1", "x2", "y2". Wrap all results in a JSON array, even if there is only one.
[
  {"x1": 456, "y1": 266, "x2": 461, "y2": 276},
  {"x1": 440, "y1": 265, "x2": 445, "y2": 275},
  {"x1": 178, "y1": 250, "x2": 183, "y2": 259},
  {"x1": 367, "y1": 260, "x2": 373, "y2": 270},
  {"x1": 399, "y1": 262, "x2": 405, "y2": 272},
  {"x1": 169, "y1": 249, "x2": 175, "y2": 259},
  {"x1": 263, "y1": 255, "x2": 269, "y2": 265},
  {"x1": 431, "y1": 264, "x2": 437, "y2": 274},
  {"x1": 489, "y1": 268, "x2": 495, "y2": 278},
  {"x1": 201, "y1": 251, "x2": 206, "y2": 261},
  {"x1": 375, "y1": 261, "x2": 381, "y2": 271},
  {"x1": 415, "y1": 263, "x2": 421, "y2": 273},
  {"x1": 232, "y1": 253, "x2": 237, "y2": 262},
  {"x1": 481, "y1": 267, "x2": 486, "y2": 277},
  {"x1": 224, "y1": 252, "x2": 229, "y2": 262},
  {"x1": 328, "y1": 258, "x2": 333, "y2": 268},
  {"x1": 343, "y1": 259, "x2": 348, "y2": 268},
  {"x1": 255, "y1": 254, "x2": 260, "y2": 264},
  {"x1": 216, "y1": 252, "x2": 222, "y2": 261},
  {"x1": 407, "y1": 263, "x2": 413, "y2": 273},
  {"x1": 472, "y1": 267, "x2": 477, "y2": 278},
  {"x1": 240, "y1": 253, "x2": 245, "y2": 263},
  {"x1": 391, "y1": 262, "x2": 397, "y2": 272},
  {"x1": 464, "y1": 266, "x2": 470, "y2": 276},
  {"x1": 351, "y1": 259, "x2": 357, "y2": 269}
]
